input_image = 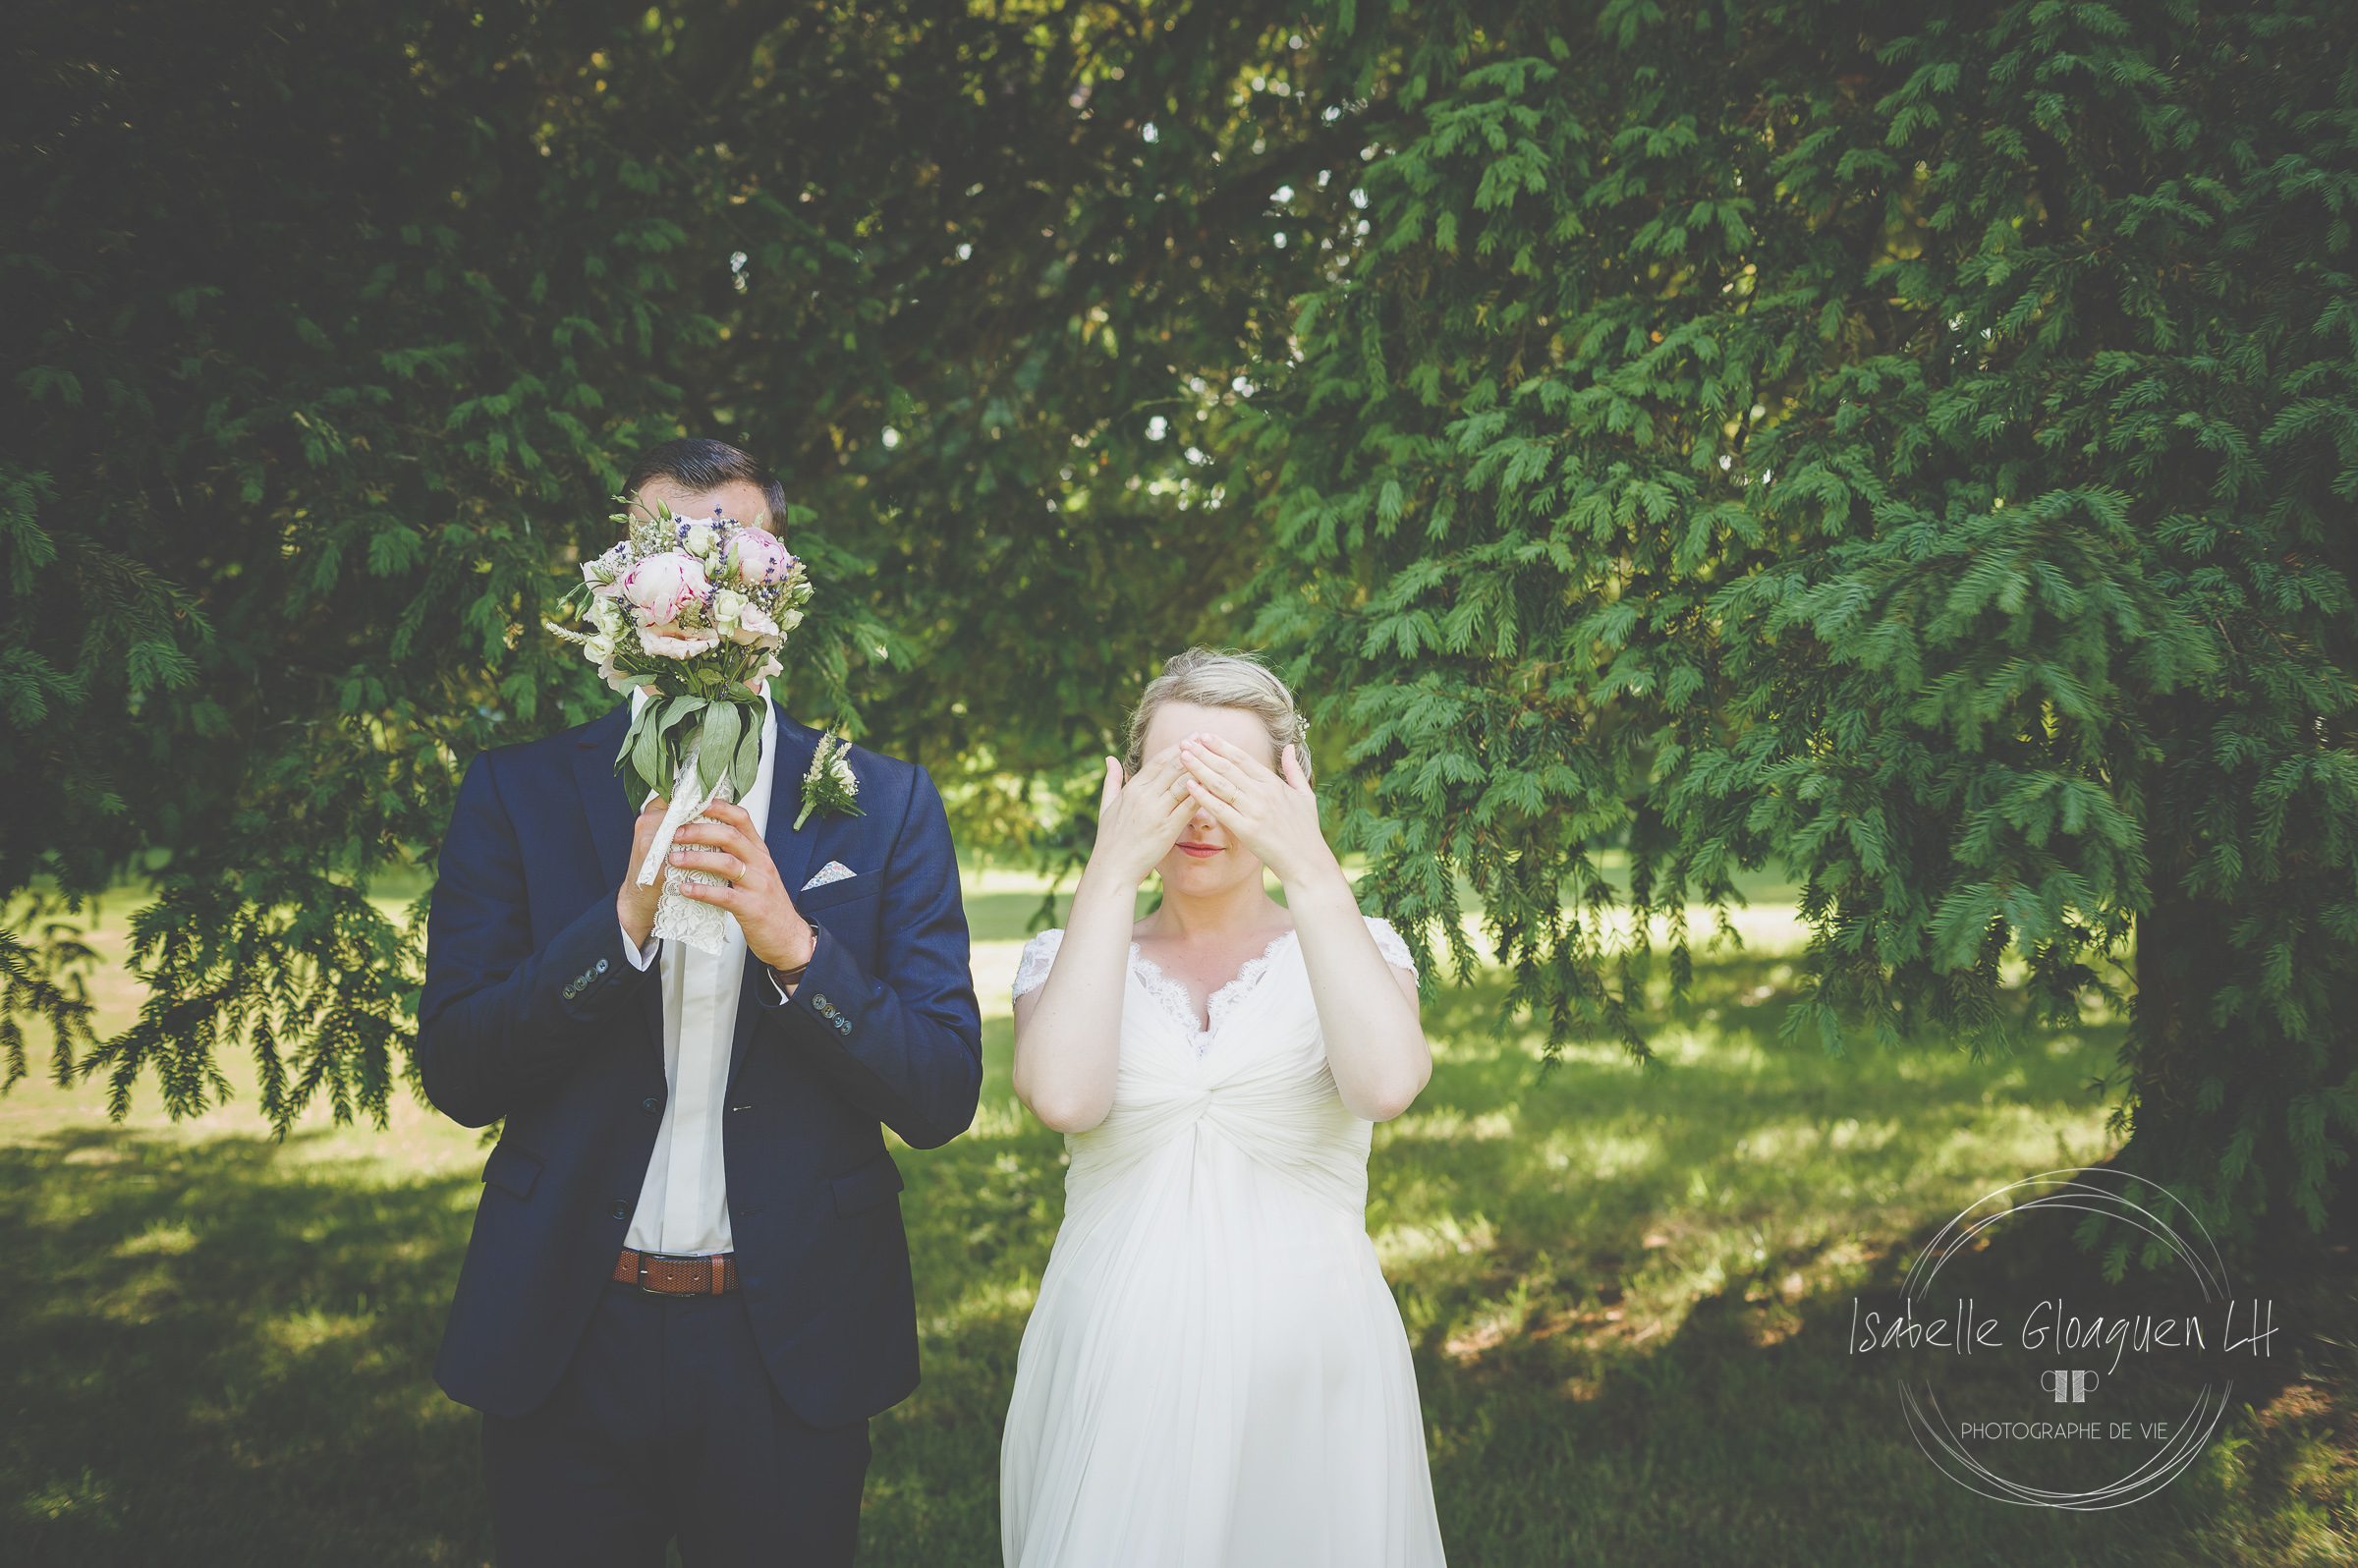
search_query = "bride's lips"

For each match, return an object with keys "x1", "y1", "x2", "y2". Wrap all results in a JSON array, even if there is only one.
[{"x1": 1176, "y1": 842, "x2": 1221, "y2": 859}]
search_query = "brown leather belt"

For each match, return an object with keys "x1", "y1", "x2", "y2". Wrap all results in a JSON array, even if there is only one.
[{"x1": 614, "y1": 1247, "x2": 739, "y2": 1296}]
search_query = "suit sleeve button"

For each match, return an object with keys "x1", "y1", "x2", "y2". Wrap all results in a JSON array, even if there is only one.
[{"x1": 596, "y1": 959, "x2": 609, "y2": 974}]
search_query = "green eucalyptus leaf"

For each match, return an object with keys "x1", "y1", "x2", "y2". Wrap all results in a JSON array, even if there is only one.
[
  {"x1": 633, "y1": 709, "x2": 664, "y2": 798},
  {"x1": 615, "y1": 705, "x2": 652, "y2": 799},
  {"x1": 697, "y1": 701, "x2": 741, "y2": 796},
  {"x1": 731, "y1": 727, "x2": 759, "y2": 800}
]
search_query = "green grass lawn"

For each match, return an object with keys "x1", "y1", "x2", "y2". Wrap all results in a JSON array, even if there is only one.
[{"x1": 4, "y1": 873, "x2": 2352, "y2": 1565}]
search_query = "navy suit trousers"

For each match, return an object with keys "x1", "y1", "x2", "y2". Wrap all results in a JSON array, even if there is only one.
[{"x1": 481, "y1": 1282, "x2": 870, "y2": 1567}]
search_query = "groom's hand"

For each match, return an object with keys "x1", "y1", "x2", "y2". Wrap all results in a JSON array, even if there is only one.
[
  {"x1": 668, "y1": 799, "x2": 817, "y2": 973},
  {"x1": 618, "y1": 794, "x2": 670, "y2": 951}
]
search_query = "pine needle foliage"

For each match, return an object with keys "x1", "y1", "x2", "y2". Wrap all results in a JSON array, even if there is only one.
[
  {"x1": 0, "y1": 0, "x2": 1394, "y2": 1132},
  {"x1": 1251, "y1": 0, "x2": 2358, "y2": 1261}
]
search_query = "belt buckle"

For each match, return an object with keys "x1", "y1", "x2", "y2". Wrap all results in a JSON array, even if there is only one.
[{"x1": 637, "y1": 1249, "x2": 714, "y2": 1297}]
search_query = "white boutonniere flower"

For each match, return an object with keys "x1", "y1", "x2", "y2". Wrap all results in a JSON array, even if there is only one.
[{"x1": 794, "y1": 731, "x2": 864, "y2": 831}]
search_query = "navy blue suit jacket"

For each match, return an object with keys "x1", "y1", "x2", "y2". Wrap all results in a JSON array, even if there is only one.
[{"x1": 418, "y1": 697, "x2": 982, "y2": 1427}]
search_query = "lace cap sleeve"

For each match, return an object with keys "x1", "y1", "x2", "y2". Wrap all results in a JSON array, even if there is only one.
[
  {"x1": 1364, "y1": 915, "x2": 1417, "y2": 979},
  {"x1": 1012, "y1": 927, "x2": 1066, "y2": 1001}
]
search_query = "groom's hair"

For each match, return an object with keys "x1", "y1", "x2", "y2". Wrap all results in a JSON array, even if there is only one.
[{"x1": 623, "y1": 437, "x2": 787, "y2": 514}]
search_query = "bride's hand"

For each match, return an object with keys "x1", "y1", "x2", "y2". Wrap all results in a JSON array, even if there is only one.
[
  {"x1": 1089, "y1": 742, "x2": 1196, "y2": 884},
  {"x1": 1177, "y1": 735, "x2": 1338, "y2": 889}
]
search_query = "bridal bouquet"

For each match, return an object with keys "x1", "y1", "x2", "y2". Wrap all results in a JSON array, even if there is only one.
[{"x1": 545, "y1": 499, "x2": 814, "y2": 953}]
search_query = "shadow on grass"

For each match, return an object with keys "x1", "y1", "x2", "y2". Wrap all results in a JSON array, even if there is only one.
[
  {"x1": 1408, "y1": 1242, "x2": 2358, "y2": 1567},
  {"x1": 1374, "y1": 957, "x2": 2358, "y2": 1567},
  {"x1": 7, "y1": 944, "x2": 2351, "y2": 1567},
  {"x1": 870, "y1": 950, "x2": 2358, "y2": 1567},
  {"x1": 1, "y1": 1127, "x2": 489, "y2": 1566}
]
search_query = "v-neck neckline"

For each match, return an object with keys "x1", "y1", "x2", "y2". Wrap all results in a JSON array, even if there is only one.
[{"x1": 1127, "y1": 929, "x2": 1299, "y2": 1040}]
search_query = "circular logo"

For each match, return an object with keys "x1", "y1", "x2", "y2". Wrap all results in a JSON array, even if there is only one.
[{"x1": 1851, "y1": 1167, "x2": 2269, "y2": 1509}]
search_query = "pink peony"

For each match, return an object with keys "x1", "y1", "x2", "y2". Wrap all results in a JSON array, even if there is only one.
[
  {"x1": 722, "y1": 528, "x2": 795, "y2": 587},
  {"x1": 621, "y1": 551, "x2": 710, "y2": 627}
]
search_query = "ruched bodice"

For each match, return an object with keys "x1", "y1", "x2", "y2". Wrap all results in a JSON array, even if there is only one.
[
  {"x1": 1064, "y1": 935, "x2": 1372, "y2": 1227},
  {"x1": 999, "y1": 918, "x2": 1448, "y2": 1568}
]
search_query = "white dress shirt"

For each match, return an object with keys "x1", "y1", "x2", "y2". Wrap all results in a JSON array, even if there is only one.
[{"x1": 617, "y1": 688, "x2": 781, "y2": 1257}]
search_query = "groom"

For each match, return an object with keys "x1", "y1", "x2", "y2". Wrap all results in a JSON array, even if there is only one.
[{"x1": 419, "y1": 437, "x2": 982, "y2": 1566}]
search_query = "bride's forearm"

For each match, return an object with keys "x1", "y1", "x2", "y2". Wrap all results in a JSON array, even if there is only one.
[
  {"x1": 1009, "y1": 862, "x2": 1137, "y2": 1134},
  {"x1": 1288, "y1": 875, "x2": 1432, "y2": 1122}
]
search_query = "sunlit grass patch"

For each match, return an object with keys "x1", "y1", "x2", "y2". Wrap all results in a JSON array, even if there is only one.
[
  {"x1": 111, "y1": 1220, "x2": 197, "y2": 1258},
  {"x1": 1, "y1": 877, "x2": 2348, "y2": 1566}
]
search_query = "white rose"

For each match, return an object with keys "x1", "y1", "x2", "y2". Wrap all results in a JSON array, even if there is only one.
[
  {"x1": 710, "y1": 588, "x2": 748, "y2": 629},
  {"x1": 728, "y1": 602, "x2": 782, "y2": 646},
  {"x1": 684, "y1": 522, "x2": 716, "y2": 558}
]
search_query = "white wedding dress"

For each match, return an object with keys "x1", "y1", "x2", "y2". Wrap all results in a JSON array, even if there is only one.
[{"x1": 998, "y1": 917, "x2": 1449, "y2": 1568}]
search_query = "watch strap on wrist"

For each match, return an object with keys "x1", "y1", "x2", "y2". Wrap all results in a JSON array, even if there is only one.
[{"x1": 769, "y1": 922, "x2": 817, "y2": 984}]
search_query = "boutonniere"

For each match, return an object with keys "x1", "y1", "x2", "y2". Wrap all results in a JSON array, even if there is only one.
[{"x1": 794, "y1": 731, "x2": 864, "y2": 830}]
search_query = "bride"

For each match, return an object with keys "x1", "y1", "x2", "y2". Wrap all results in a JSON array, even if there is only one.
[{"x1": 998, "y1": 647, "x2": 1449, "y2": 1567}]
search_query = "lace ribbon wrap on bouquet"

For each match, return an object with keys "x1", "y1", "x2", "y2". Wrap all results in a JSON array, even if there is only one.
[{"x1": 638, "y1": 729, "x2": 740, "y2": 956}]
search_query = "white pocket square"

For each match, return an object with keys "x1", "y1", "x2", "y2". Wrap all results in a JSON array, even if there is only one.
[{"x1": 801, "y1": 861, "x2": 857, "y2": 891}]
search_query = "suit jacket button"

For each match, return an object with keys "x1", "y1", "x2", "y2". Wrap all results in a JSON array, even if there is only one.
[
  {"x1": 609, "y1": 1201, "x2": 629, "y2": 1221},
  {"x1": 640, "y1": 1096, "x2": 659, "y2": 1116}
]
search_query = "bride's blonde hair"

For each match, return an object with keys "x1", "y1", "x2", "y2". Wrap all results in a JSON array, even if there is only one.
[{"x1": 1122, "y1": 646, "x2": 1312, "y2": 786}]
